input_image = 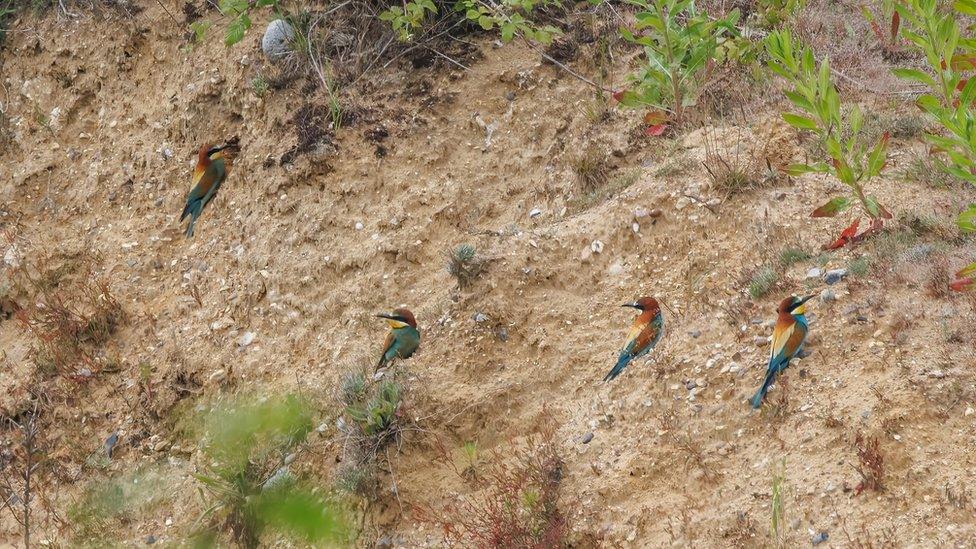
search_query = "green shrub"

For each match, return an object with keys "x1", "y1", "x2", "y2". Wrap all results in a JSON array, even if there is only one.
[
  {"x1": 891, "y1": 0, "x2": 976, "y2": 284},
  {"x1": 617, "y1": 0, "x2": 740, "y2": 128},
  {"x1": 766, "y1": 30, "x2": 892, "y2": 226},
  {"x1": 191, "y1": 394, "x2": 344, "y2": 548},
  {"x1": 381, "y1": 0, "x2": 560, "y2": 44}
]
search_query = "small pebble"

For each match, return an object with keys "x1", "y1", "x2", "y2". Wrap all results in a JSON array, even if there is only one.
[
  {"x1": 529, "y1": 207, "x2": 542, "y2": 218},
  {"x1": 581, "y1": 432, "x2": 594, "y2": 444},
  {"x1": 819, "y1": 289, "x2": 836, "y2": 303},
  {"x1": 806, "y1": 268, "x2": 822, "y2": 279},
  {"x1": 811, "y1": 531, "x2": 829, "y2": 545}
]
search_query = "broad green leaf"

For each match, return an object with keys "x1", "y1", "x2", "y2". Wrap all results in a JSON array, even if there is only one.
[
  {"x1": 782, "y1": 113, "x2": 819, "y2": 130},
  {"x1": 225, "y1": 14, "x2": 250, "y2": 46},
  {"x1": 811, "y1": 196, "x2": 853, "y2": 217}
]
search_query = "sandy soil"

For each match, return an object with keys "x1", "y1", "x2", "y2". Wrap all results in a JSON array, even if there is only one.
[{"x1": 2, "y1": 1, "x2": 976, "y2": 546}]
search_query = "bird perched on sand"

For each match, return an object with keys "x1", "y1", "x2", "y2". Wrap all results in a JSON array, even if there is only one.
[
  {"x1": 180, "y1": 137, "x2": 239, "y2": 237},
  {"x1": 604, "y1": 297, "x2": 664, "y2": 382},
  {"x1": 750, "y1": 294, "x2": 813, "y2": 409},
  {"x1": 376, "y1": 308, "x2": 420, "y2": 371}
]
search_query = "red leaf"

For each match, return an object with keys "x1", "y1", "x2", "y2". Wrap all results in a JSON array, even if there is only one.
[
  {"x1": 957, "y1": 78, "x2": 969, "y2": 91},
  {"x1": 949, "y1": 278, "x2": 974, "y2": 292},
  {"x1": 868, "y1": 19, "x2": 883, "y2": 42},
  {"x1": 645, "y1": 124, "x2": 667, "y2": 137},
  {"x1": 839, "y1": 218, "x2": 860, "y2": 239},
  {"x1": 878, "y1": 203, "x2": 893, "y2": 219},
  {"x1": 822, "y1": 218, "x2": 861, "y2": 250},
  {"x1": 611, "y1": 89, "x2": 626, "y2": 102},
  {"x1": 941, "y1": 58, "x2": 948, "y2": 70},
  {"x1": 891, "y1": 11, "x2": 900, "y2": 39}
]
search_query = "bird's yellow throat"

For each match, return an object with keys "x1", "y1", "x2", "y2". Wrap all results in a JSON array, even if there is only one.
[{"x1": 386, "y1": 319, "x2": 409, "y2": 329}]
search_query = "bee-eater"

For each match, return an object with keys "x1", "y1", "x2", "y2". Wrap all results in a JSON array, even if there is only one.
[
  {"x1": 180, "y1": 137, "x2": 239, "y2": 237},
  {"x1": 750, "y1": 294, "x2": 814, "y2": 409},
  {"x1": 376, "y1": 308, "x2": 420, "y2": 371},
  {"x1": 604, "y1": 297, "x2": 664, "y2": 382}
]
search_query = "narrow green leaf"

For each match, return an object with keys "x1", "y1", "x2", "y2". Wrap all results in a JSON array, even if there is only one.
[
  {"x1": 811, "y1": 196, "x2": 853, "y2": 217},
  {"x1": 959, "y1": 203, "x2": 976, "y2": 231},
  {"x1": 782, "y1": 113, "x2": 819, "y2": 130}
]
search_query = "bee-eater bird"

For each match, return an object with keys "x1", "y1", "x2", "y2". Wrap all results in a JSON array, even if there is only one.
[
  {"x1": 376, "y1": 308, "x2": 420, "y2": 371},
  {"x1": 750, "y1": 294, "x2": 814, "y2": 409},
  {"x1": 604, "y1": 297, "x2": 664, "y2": 382},
  {"x1": 180, "y1": 137, "x2": 239, "y2": 237}
]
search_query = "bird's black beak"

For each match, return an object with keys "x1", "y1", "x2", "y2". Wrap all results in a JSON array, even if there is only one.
[
  {"x1": 621, "y1": 302, "x2": 641, "y2": 310},
  {"x1": 790, "y1": 294, "x2": 815, "y2": 311},
  {"x1": 207, "y1": 145, "x2": 227, "y2": 156},
  {"x1": 376, "y1": 313, "x2": 395, "y2": 320}
]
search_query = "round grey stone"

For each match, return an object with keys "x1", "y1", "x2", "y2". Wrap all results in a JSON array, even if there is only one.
[{"x1": 262, "y1": 19, "x2": 295, "y2": 60}]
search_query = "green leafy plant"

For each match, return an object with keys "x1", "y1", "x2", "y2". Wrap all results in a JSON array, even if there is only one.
[
  {"x1": 753, "y1": 0, "x2": 806, "y2": 28},
  {"x1": 765, "y1": 29, "x2": 892, "y2": 246},
  {"x1": 190, "y1": 0, "x2": 279, "y2": 46},
  {"x1": 380, "y1": 0, "x2": 560, "y2": 44},
  {"x1": 891, "y1": 0, "x2": 976, "y2": 288},
  {"x1": 616, "y1": 0, "x2": 740, "y2": 129},
  {"x1": 446, "y1": 243, "x2": 485, "y2": 289},
  {"x1": 345, "y1": 380, "x2": 402, "y2": 438},
  {"x1": 190, "y1": 394, "x2": 343, "y2": 548}
]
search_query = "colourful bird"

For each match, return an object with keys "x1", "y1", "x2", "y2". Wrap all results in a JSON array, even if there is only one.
[
  {"x1": 750, "y1": 294, "x2": 814, "y2": 409},
  {"x1": 376, "y1": 308, "x2": 420, "y2": 371},
  {"x1": 604, "y1": 297, "x2": 664, "y2": 382},
  {"x1": 180, "y1": 137, "x2": 239, "y2": 237}
]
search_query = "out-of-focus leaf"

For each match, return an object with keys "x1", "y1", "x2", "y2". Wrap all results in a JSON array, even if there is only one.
[
  {"x1": 644, "y1": 124, "x2": 667, "y2": 136},
  {"x1": 958, "y1": 204, "x2": 976, "y2": 231},
  {"x1": 811, "y1": 197, "x2": 853, "y2": 217}
]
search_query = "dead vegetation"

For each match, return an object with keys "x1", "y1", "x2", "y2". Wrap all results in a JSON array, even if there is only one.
[
  {"x1": 702, "y1": 127, "x2": 778, "y2": 197},
  {"x1": 852, "y1": 431, "x2": 885, "y2": 495},
  {"x1": 8, "y1": 249, "x2": 124, "y2": 382},
  {"x1": 418, "y1": 418, "x2": 570, "y2": 548}
]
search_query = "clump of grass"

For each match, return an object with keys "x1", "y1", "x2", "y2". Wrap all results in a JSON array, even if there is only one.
[
  {"x1": 702, "y1": 128, "x2": 778, "y2": 196},
  {"x1": 251, "y1": 75, "x2": 270, "y2": 97},
  {"x1": 925, "y1": 254, "x2": 952, "y2": 299},
  {"x1": 848, "y1": 256, "x2": 870, "y2": 278},
  {"x1": 778, "y1": 247, "x2": 811, "y2": 268},
  {"x1": 853, "y1": 431, "x2": 885, "y2": 495},
  {"x1": 900, "y1": 155, "x2": 958, "y2": 188},
  {"x1": 748, "y1": 266, "x2": 779, "y2": 299},
  {"x1": 571, "y1": 145, "x2": 612, "y2": 194},
  {"x1": 572, "y1": 168, "x2": 640, "y2": 210},
  {"x1": 446, "y1": 243, "x2": 485, "y2": 289}
]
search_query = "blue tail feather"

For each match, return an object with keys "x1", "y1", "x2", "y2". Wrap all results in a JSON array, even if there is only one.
[{"x1": 603, "y1": 353, "x2": 632, "y2": 382}]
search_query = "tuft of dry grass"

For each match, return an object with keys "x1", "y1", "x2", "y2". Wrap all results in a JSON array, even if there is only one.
[
  {"x1": 702, "y1": 128, "x2": 778, "y2": 197},
  {"x1": 852, "y1": 431, "x2": 885, "y2": 495},
  {"x1": 11, "y1": 252, "x2": 124, "y2": 380},
  {"x1": 571, "y1": 144, "x2": 612, "y2": 194},
  {"x1": 419, "y1": 416, "x2": 570, "y2": 547},
  {"x1": 925, "y1": 254, "x2": 952, "y2": 299}
]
